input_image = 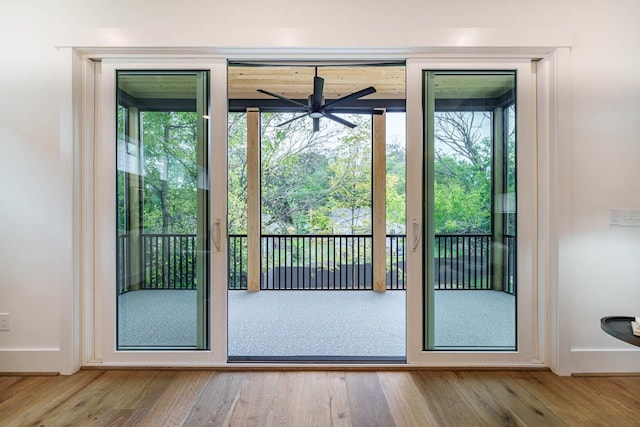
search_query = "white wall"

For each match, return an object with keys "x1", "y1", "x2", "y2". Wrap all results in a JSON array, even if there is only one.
[{"x1": 1, "y1": 0, "x2": 638, "y2": 374}]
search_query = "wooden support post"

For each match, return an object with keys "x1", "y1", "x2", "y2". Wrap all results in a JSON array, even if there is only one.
[
  {"x1": 246, "y1": 108, "x2": 261, "y2": 292},
  {"x1": 126, "y1": 106, "x2": 143, "y2": 291},
  {"x1": 492, "y1": 106, "x2": 505, "y2": 292},
  {"x1": 373, "y1": 109, "x2": 387, "y2": 292}
]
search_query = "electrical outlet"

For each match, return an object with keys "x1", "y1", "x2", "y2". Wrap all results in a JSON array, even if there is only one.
[{"x1": 0, "y1": 313, "x2": 10, "y2": 331}]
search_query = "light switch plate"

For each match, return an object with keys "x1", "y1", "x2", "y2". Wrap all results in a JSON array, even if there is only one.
[{"x1": 610, "y1": 209, "x2": 640, "y2": 227}]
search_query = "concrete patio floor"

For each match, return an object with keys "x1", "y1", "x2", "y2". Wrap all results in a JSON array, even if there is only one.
[{"x1": 118, "y1": 289, "x2": 515, "y2": 359}]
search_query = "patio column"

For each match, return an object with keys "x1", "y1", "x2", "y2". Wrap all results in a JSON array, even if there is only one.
[
  {"x1": 126, "y1": 106, "x2": 143, "y2": 292},
  {"x1": 491, "y1": 106, "x2": 505, "y2": 292},
  {"x1": 246, "y1": 108, "x2": 261, "y2": 292},
  {"x1": 373, "y1": 109, "x2": 387, "y2": 292}
]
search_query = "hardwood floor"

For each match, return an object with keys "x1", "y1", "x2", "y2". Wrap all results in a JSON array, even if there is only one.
[{"x1": 0, "y1": 369, "x2": 638, "y2": 426}]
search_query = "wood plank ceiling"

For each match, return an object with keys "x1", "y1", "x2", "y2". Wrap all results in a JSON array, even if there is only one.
[{"x1": 228, "y1": 65, "x2": 406, "y2": 100}]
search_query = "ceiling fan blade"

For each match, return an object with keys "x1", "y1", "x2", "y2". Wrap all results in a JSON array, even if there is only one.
[
  {"x1": 257, "y1": 89, "x2": 309, "y2": 109},
  {"x1": 323, "y1": 108, "x2": 385, "y2": 115},
  {"x1": 276, "y1": 113, "x2": 308, "y2": 127},
  {"x1": 312, "y1": 76, "x2": 324, "y2": 110},
  {"x1": 323, "y1": 87, "x2": 377, "y2": 109},
  {"x1": 313, "y1": 117, "x2": 320, "y2": 132},
  {"x1": 323, "y1": 113, "x2": 357, "y2": 128}
]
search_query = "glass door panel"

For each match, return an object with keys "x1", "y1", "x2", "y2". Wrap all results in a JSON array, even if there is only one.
[
  {"x1": 115, "y1": 71, "x2": 210, "y2": 349},
  {"x1": 424, "y1": 71, "x2": 517, "y2": 350}
]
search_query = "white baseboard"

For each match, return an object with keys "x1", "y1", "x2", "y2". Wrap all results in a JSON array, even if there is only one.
[
  {"x1": 571, "y1": 348, "x2": 640, "y2": 374},
  {"x1": 0, "y1": 349, "x2": 60, "y2": 373}
]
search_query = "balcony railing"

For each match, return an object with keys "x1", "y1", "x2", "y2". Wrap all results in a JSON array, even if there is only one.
[
  {"x1": 118, "y1": 233, "x2": 197, "y2": 293},
  {"x1": 434, "y1": 234, "x2": 491, "y2": 290},
  {"x1": 117, "y1": 233, "x2": 515, "y2": 294},
  {"x1": 256, "y1": 234, "x2": 406, "y2": 290}
]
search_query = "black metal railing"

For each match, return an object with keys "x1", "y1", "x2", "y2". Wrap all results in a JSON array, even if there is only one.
[
  {"x1": 387, "y1": 235, "x2": 406, "y2": 290},
  {"x1": 434, "y1": 234, "x2": 492, "y2": 290},
  {"x1": 228, "y1": 234, "x2": 248, "y2": 290},
  {"x1": 117, "y1": 232, "x2": 513, "y2": 294},
  {"x1": 118, "y1": 233, "x2": 197, "y2": 293},
  {"x1": 228, "y1": 234, "x2": 405, "y2": 290},
  {"x1": 143, "y1": 233, "x2": 197, "y2": 290},
  {"x1": 261, "y1": 235, "x2": 373, "y2": 290}
]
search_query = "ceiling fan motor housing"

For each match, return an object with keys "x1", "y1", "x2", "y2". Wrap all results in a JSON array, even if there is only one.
[{"x1": 308, "y1": 94, "x2": 325, "y2": 118}]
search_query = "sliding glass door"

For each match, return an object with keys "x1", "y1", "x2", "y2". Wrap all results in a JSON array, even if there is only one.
[
  {"x1": 95, "y1": 60, "x2": 228, "y2": 364},
  {"x1": 115, "y1": 71, "x2": 210, "y2": 349},
  {"x1": 406, "y1": 60, "x2": 538, "y2": 364}
]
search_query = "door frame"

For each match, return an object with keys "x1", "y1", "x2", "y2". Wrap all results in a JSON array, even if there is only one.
[
  {"x1": 91, "y1": 59, "x2": 228, "y2": 366},
  {"x1": 69, "y1": 50, "x2": 562, "y2": 371},
  {"x1": 405, "y1": 59, "x2": 543, "y2": 366}
]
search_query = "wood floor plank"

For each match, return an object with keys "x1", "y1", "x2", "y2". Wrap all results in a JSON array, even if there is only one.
[
  {"x1": 226, "y1": 371, "x2": 290, "y2": 427},
  {"x1": 284, "y1": 371, "x2": 351, "y2": 427},
  {"x1": 610, "y1": 376, "x2": 640, "y2": 395},
  {"x1": 226, "y1": 371, "x2": 352, "y2": 427},
  {"x1": 523, "y1": 371, "x2": 626, "y2": 426},
  {"x1": 470, "y1": 371, "x2": 568, "y2": 426},
  {"x1": 135, "y1": 371, "x2": 213, "y2": 427},
  {"x1": 445, "y1": 370, "x2": 525, "y2": 426},
  {"x1": 21, "y1": 370, "x2": 167, "y2": 426},
  {"x1": 0, "y1": 376, "x2": 24, "y2": 401},
  {"x1": 0, "y1": 370, "x2": 105, "y2": 426},
  {"x1": 411, "y1": 371, "x2": 498, "y2": 426},
  {"x1": 377, "y1": 371, "x2": 440, "y2": 426},
  {"x1": 90, "y1": 409, "x2": 148, "y2": 427},
  {"x1": 571, "y1": 376, "x2": 640, "y2": 427},
  {"x1": 183, "y1": 371, "x2": 245, "y2": 426},
  {"x1": 313, "y1": 371, "x2": 352, "y2": 426},
  {"x1": 344, "y1": 372, "x2": 396, "y2": 427}
]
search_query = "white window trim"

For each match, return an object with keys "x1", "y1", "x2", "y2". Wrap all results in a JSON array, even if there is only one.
[{"x1": 64, "y1": 48, "x2": 566, "y2": 372}]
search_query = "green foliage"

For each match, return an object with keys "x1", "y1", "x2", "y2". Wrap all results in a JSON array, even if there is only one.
[
  {"x1": 227, "y1": 113, "x2": 248, "y2": 234},
  {"x1": 386, "y1": 140, "x2": 406, "y2": 232},
  {"x1": 117, "y1": 109, "x2": 201, "y2": 235},
  {"x1": 433, "y1": 112, "x2": 492, "y2": 234}
]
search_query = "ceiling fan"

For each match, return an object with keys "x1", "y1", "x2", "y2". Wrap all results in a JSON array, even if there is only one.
[{"x1": 257, "y1": 67, "x2": 382, "y2": 132}]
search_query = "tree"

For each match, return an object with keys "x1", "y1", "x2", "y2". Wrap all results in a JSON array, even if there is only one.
[
  {"x1": 227, "y1": 112, "x2": 376, "y2": 236},
  {"x1": 227, "y1": 112, "x2": 248, "y2": 234},
  {"x1": 386, "y1": 137, "x2": 406, "y2": 233},
  {"x1": 433, "y1": 111, "x2": 492, "y2": 234},
  {"x1": 326, "y1": 116, "x2": 372, "y2": 234},
  {"x1": 139, "y1": 111, "x2": 199, "y2": 234}
]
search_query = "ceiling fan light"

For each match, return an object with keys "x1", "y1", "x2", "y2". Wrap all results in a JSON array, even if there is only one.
[{"x1": 309, "y1": 111, "x2": 323, "y2": 119}]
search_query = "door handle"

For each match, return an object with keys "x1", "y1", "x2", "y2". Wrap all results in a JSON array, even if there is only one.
[
  {"x1": 212, "y1": 218, "x2": 221, "y2": 252},
  {"x1": 412, "y1": 219, "x2": 421, "y2": 251}
]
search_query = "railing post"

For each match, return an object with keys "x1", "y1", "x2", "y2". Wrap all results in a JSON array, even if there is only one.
[
  {"x1": 246, "y1": 108, "x2": 261, "y2": 292},
  {"x1": 373, "y1": 109, "x2": 386, "y2": 292}
]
